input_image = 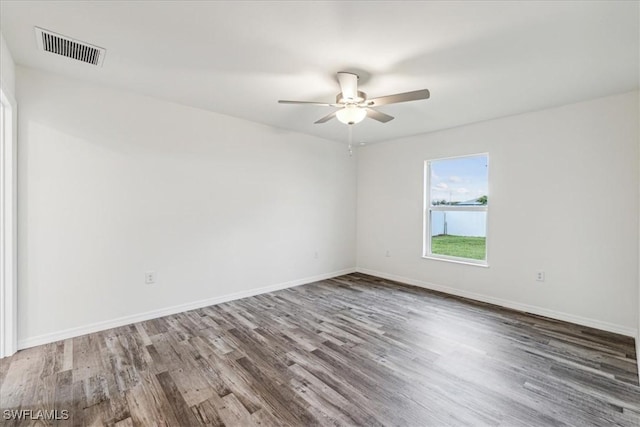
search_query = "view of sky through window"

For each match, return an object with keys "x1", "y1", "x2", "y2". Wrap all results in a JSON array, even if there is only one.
[{"x1": 430, "y1": 155, "x2": 488, "y2": 205}]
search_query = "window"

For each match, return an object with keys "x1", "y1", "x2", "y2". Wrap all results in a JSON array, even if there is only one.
[{"x1": 424, "y1": 154, "x2": 489, "y2": 265}]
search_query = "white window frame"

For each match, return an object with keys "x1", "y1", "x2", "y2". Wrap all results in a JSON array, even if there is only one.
[
  {"x1": 0, "y1": 84, "x2": 17, "y2": 358},
  {"x1": 423, "y1": 153, "x2": 489, "y2": 267}
]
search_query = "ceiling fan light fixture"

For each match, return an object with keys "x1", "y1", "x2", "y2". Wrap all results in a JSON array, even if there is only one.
[
  {"x1": 336, "y1": 105, "x2": 367, "y2": 125},
  {"x1": 278, "y1": 72, "x2": 429, "y2": 126}
]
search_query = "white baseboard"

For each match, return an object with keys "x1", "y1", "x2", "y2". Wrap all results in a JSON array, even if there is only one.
[
  {"x1": 18, "y1": 268, "x2": 356, "y2": 350},
  {"x1": 356, "y1": 267, "x2": 638, "y2": 338}
]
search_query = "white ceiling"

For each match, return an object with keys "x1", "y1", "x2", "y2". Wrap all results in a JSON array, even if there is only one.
[{"x1": 1, "y1": 1, "x2": 638, "y2": 144}]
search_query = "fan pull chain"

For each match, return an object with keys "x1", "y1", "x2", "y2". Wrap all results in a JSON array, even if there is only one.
[{"x1": 348, "y1": 125, "x2": 353, "y2": 156}]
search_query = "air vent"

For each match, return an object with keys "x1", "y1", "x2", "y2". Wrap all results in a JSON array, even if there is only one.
[{"x1": 35, "y1": 27, "x2": 106, "y2": 67}]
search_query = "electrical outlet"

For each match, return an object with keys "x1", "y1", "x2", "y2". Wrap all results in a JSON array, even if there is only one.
[
  {"x1": 145, "y1": 271, "x2": 156, "y2": 284},
  {"x1": 536, "y1": 271, "x2": 545, "y2": 282}
]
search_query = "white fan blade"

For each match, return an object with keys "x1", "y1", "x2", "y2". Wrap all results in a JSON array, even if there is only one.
[
  {"x1": 279, "y1": 100, "x2": 338, "y2": 106},
  {"x1": 366, "y1": 108, "x2": 394, "y2": 123},
  {"x1": 337, "y1": 72, "x2": 358, "y2": 102},
  {"x1": 365, "y1": 89, "x2": 430, "y2": 107},
  {"x1": 314, "y1": 111, "x2": 337, "y2": 124}
]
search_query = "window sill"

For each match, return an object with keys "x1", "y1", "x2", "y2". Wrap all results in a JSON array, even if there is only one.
[{"x1": 422, "y1": 255, "x2": 489, "y2": 268}]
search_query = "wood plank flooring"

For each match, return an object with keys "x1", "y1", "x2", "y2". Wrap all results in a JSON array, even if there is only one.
[{"x1": 1, "y1": 273, "x2": 639, "y2": 426}]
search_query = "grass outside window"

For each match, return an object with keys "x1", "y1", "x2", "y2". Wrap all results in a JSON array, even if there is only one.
[{"x1": 431, "y1": 234, "x2": 486, "y2": 260}]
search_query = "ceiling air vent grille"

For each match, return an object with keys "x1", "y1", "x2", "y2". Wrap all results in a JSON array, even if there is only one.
[{"x1": 35, "y1": 27, "x2": 106, "y2": 67}]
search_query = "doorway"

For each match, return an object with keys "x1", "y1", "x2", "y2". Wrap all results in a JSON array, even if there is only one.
[{"x1": 1, "y1": 86, "x2": 17, "y2": 358}]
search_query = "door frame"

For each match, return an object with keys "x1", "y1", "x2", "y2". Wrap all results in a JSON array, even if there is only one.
[{"x1": 1, "y1": 81, "x2": 17, "y2": 359}]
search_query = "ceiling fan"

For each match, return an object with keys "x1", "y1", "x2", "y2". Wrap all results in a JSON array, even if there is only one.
[{"x1": 278, "y1": 72, "x2": 430, "y2": 125}]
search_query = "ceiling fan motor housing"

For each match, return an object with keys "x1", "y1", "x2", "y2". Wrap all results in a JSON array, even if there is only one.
[{"x1": 336, "y1": 91, "x2": 367, "y2": 105}]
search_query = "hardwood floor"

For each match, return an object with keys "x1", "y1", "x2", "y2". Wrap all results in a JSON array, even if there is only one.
[{"x1": 1, "y1": 273, "x2": 639, "y2": 426}]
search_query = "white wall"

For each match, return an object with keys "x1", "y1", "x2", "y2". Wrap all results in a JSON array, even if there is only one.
[
  {"x1": 1, "y1": 33, "x2": 16, "y2": 96},
  {"x1": 357, "y1": 91, "x2": 639, "y2": 336},
  {"x1": 16, "y1": 66, "x2": 356, "y2": 346}
]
